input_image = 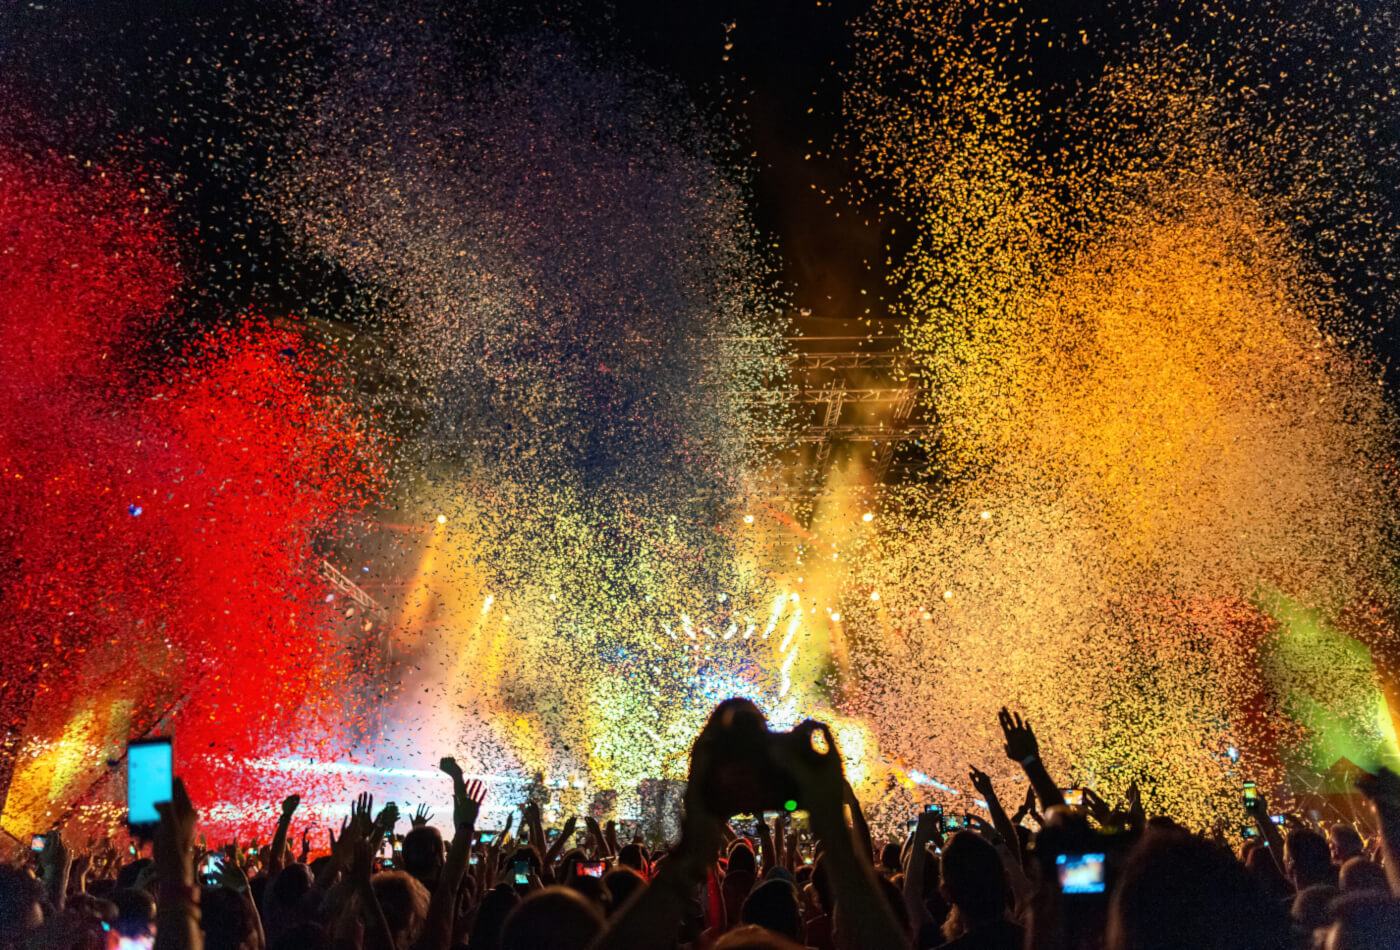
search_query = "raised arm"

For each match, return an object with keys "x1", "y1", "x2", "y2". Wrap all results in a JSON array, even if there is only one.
[
  {"x1": 38, "y1": 828, "x2": 72, "y2": 912},
  {"x1": 843, "y1": 780, "x2": 875, "y2": 860},
  {"x1": 590, "y1": 734, "x2": 726, "y2": 950},
  {"x1": 998, "y1": 708, "x2": 1064, "y2": 810},
  {"x1": 902, "y1": 809, "x2": 943, "y2": 931},
  {"x1": 269, "y1": 794, "x2": 300, "y2": 873},
  {"x1": 969, "y1": 766, "x2": 1023, "y2": 863},
  {"x1": 1245, "y1": 791, "x2": 1287, "y2": 876},
  {"x1": 783, "y1": 722, "x2": 911, "y2": 950},
  {"x1": 756, "y1": 813, "x2": 777, "y2": 876},
  {"x1": 1356, "y1": 767, "x2": 1400, "y2": 896},
  {"x1": 154, "y1": 778, "x2": 203, "y2": 950},
  {"x1": 420, "y1": 760, "x2": 485, "y2": 950}
]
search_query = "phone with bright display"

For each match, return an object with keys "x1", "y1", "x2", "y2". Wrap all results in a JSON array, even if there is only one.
[
  {"x1": 513, "y1": 858, "x2": 530, "y2": 885},
  {"x1": 1242, "y1": 825, "x2": 1259, "y2": 839},
  {"x1": 945, "y1": 814, "x2": 964, "y2": 831},
  {"x1": 1055, "y1": 852, "x2": 1107, "y2": 895},
  {"x1": 30, "y1": 834, "x2": 45, "y2": 852},
  {"x1": 1062, "y1": 788, "x2": 1086, "y2": 807},
  {"x1": 200, "y1": 854, "x2": 221, "y2": 881},
  {"x1": 575, "y1": 860, "x2": 607, "y2": 878},
  {"x1": 924, "y1": 804, "x2": 945, "y2": 834},
  {"x1": 126, "y1": 737, "x2": 173, "y2": 834},
  {"x1": 1242, "y1": 781, "x2": 1258, "y2": 809}
]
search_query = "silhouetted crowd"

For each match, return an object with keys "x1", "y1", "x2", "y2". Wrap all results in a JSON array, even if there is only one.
[{"x1": 5, "y1": 700, "x2": 1399, "y2": 950}]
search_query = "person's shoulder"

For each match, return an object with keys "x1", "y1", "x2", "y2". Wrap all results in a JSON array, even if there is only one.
[{"x1": 937, "y1": 919, "x2": 1024, "y2": 950}]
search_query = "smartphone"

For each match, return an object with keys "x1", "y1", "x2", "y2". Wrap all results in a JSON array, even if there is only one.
[
  {"x1": 945, "y1": 814, "x2": 964, "y2": 832},
  {"x1": 1242, "y1": 781, "x2": 1258, "y2": 809},
  {"x1": 924, "y1": 803, "x2": 945, "y2": 834},
  {"x1": 30, "y1": 834, "x2": 45, "y2": 853},
  {"x1": 1062, "y1": 788, "x2": 1086, "y2": 807},
  {"x1": 1055, "y1": 852, "x2": 1107, "y2": 895},
  {"x1": 513, "y1": 858, "x2": 530, "y2": 885},
  {"x1": 116, "y1": 934, "x2": 156, "y2": 950},
  {"x1": 469, "y1": 854, "x2": 480, "y2": 866},
  {"x1": 576, "y1": 860, "x2": 607, "y2": 878},
  {"x1": 1242, "y1": 825, "x2": 1259, "y2": 839},
  {"x1": 1269, "y1": 814, "x2": 1284, "y2": 826},
  {"x1": 127, "y1": 737, "x2": 174, "y2": 833},
  {"x1": 200, "y1": 854, "x2": 221, "y2": 879}
]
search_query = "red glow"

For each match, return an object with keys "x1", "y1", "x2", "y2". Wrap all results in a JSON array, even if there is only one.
[{"x1": 0, "y1": 151, "x2": 384, "y2": 831}]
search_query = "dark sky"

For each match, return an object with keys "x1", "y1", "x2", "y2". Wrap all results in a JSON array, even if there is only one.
[{"x1": 1, "y1": 0, "x2": 1396, "y2": 366}]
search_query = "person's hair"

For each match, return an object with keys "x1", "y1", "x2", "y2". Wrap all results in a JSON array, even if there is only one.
[
  {"x1": 0, "y1": 866, "x2": 43, "y2": 946},
  {"x1": 712, "y1": 924, "x2": 807, "y2": 950},
  {"x1": 879, "y1": 842, "x2": 902, "y2": 873},
  {"x1": 1291, "y1": 883, "x2": 1339, "y2": 931},
  {"x1": 1325, "y1": 892, "x2": 1400, "y2": 950},
  {"x1": 499, "y1": 886, "x2": 605, "y2": 950},
  {"x1": 1107, "y1": 831, "x2": 1290, "y2": 950},
  {"x1": 270, "y1": 863, "x2": 312, "y2": 907},
  {"x1": 939, "y1": 831, "x2": 1006, "y2": 922},
  {"x1": 269, "y1": 921, "x2": 330, "y2": 950},
  {"x1": 1244, "y1": 843, "x2": 1293, "y2": 902},
  {"x1": 601, "y1": 867, "x2": 645, "y2": 915},
  {"x1": 401, "y1": 827, "x2": 444, "y2": 879},
  {"x1": 468, "y1": 884, "x2": 519, "y2": 950},
  {"x1": 200, "y1": 886, "x2": 262, "y2": 950},
  {"x1": 1329, "y1": 824, "x2": 1364, "y2": 863},
  {"x1": 369, "y1": 870, "x2": 430, "y2": 947},
  {"x1": 727, "y1": 840, "x2": 757, "y2": 877},
  {"x1": 1338, "y1": 857, "x2": 1390, "y2": 895},
  {"x1": 115, "y1": 859, "x2": 153, "y2": 891},
  {"x1": 109, "y1": 887, "x2": 156, "y2": 938},
  {"x1": 741, "y1": 879, "x2": 803, "y2": 943},
  {"x1": 1286, "y1": 829, "x2": 1333, "y2": 887},
  {"x1": 617, "y1": 843, "x2": 647, "y2": 875}
]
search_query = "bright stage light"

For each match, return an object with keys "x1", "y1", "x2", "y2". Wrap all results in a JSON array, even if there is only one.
[{"x1": 436, "y1": 514, "x2": 447, "y2": 524}]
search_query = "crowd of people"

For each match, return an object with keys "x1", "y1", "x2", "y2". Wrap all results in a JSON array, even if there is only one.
[{"x1": 4, "y1": 700, "x2": 1399, "y2": 950}]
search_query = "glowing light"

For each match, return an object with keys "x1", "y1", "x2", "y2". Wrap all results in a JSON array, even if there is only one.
[
  {"x1": 943, "y1": 590, "x2": 953, "y2": 600},
  {"x1": 862, "y1": 512, "x2": 874, "y2": 522},
  {"x1": 831, "y1": 612, "x2": 842, "y2": 622},
  {"x1": 436, "y1": 514, "x2": 447, "y2": 525},
  {"x1": 870, "y1": 591, "x2": 880, "y2": 601},
  {"x1": 743, "y1": 514, "x2": 755, "y2": 524},
  {"x1": 980, "y1": 510, "x2": 991, "y2": 520}
]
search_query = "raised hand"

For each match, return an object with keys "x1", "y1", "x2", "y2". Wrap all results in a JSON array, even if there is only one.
[
  {"x1": 968, "y1": 766, "x2": 996, "y2": 801},
  {"x1": 374, "y1": 802, "x2": 400, "y2": 837},
  {"x1": 1356, "y1": 767, "x2": 1400, "y2": 815},
  {"x1": 913, "y1": 808, "x2": 945, "y2": 848},
  {"x1": 282, "y1": 794, "x2": 301, "y2": 817},
  {"x1": 456, "y1": 779, "x2": 486, "y2": 832},
  {"x1": 215, "y1": 854, "x2": 251, "y2": 895},
  {"x1": 413, "y1": 804, "x2": 434, "y2": 829},
  {"x1": 1081, "y1": 788, "x2": 1113, "y2": 826},
  {"x1": 351, "y1": 792, "x2": 375, "y2": 836},
  {"x1": 439, "y1": 757, "x2": 464, "y2": 780},
  {"x1": 998, "y1": 707, "x2": 1039, "y2": 764},
  {"x1": 771, "y1": 721, "x2": 848, "y2": 836},
  {"x1": 154, "y1": 778, "x2": 199, "y2": 886},
  {"x1": 1012, "y1": 786, "x2": 1035, "y2": 822}
]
